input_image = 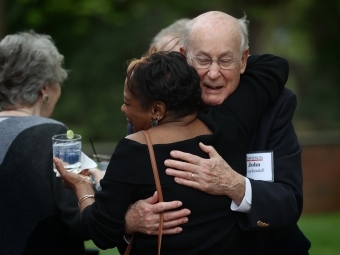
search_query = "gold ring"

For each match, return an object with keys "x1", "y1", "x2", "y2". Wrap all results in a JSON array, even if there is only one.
[{"x1": 191, "y1": 173, "x2": 194, "y2": 181}]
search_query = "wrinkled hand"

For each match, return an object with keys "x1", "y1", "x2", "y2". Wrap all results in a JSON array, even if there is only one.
[
  {"x1": 164, "y1": 142, "x2": 245, "y2": 204},
  {"x1": 125, "y1": 191, "x2": 191, "y2": 235}
]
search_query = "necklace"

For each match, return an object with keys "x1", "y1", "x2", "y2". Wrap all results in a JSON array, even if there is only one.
[
  {"x1": 13, "y1": 109, "x2": 31, "y2": 115},
  {"x1": 1, "y1": 109, "x2": 33, "y2": 116}
]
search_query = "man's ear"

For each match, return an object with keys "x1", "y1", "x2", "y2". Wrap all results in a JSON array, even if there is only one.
[
  {"x1": 151, "y1": 101, "x2": 166, "y2": 120},
  {"x1": 180, "y1": 47, "x2": 187, "y2": 57},
  {"x1": 239, "y1": 48, "x2": 249, "y2": 74}
]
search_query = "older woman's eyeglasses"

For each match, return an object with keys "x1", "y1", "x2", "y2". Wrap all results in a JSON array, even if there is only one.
[{"x1": 188, "y1": 52, "x2": 241, "y2": 70}]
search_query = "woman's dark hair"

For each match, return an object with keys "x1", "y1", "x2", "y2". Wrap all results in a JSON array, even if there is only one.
[{"x1": 126, "y1": 47, "x2": 201, "y2": 120}]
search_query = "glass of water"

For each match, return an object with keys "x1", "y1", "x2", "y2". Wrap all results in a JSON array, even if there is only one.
[{"x1": 52, "y1": 134, "x2": 82, "y2": 172}]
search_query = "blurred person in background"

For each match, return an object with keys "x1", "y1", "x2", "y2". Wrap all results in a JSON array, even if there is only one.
[
  {"x1": 150, "y1": 18, "x2": 190, "y2": 51},
  {"x1": 0, "y1": 31, "x2": 85, "y2": 255}
]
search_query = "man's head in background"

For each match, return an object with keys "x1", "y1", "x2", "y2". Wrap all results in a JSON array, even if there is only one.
[{"x1": 151, "y1": 18, "x2": 190, "y2": 52}]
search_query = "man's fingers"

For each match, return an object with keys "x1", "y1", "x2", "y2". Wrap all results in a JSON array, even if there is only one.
[
  {"x1": 163, "y1": 208, "x2": 191, "y2": 222},
  {"x1": 168, "y1": 150, "x2": 201, "y2": 165},
  {"x1": 164, "y1": 159, "x2": 196, "y2": 173},
  {"x1": 199, "y1": 142, "x2": 219, "y2": 158},
  {"x1": 166, "y1": 168, "x2": 193, "y2": 180},
  {"x1": 174, "y1": 177, "x2": 203, "y2": 191},
  {"x1": 148, "y1": 191, "x2": 159, "y2": 205},
  {"x1": 162, "y1": 227, "x2": 183, "y2": 235},
  {"x1": 146, "y1": 226, "x2": 183, "y2": 235},
  {"x1": 163, "y1": 217, "x2": 188, "y2": 228},
  {"x1": 150, "y1": 200, "x2": 186, "y2": 214}
]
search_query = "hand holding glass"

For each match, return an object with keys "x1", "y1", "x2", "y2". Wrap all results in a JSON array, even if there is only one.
[{"x1": 52, "y1": 134, "x2": 82, "y2": 172}]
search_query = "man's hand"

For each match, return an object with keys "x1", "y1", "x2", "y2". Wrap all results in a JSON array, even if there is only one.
[
  {"x1": 125, "y1": 191, "x2": 190, "y2": 235},
  {"x1": 164, "y1": 142, "x2": 245, "y2": 204}
]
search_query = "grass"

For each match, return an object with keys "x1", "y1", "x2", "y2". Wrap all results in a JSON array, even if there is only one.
[
  {"x1": 85, "y1": 212, "x2": 340, "y2": 255},
  {"x1": 85, "y1": 241, "x2": 119, "y2": 255},
  {"x1": 298, "y1": 212, "x2": 340, "y2": 255}
]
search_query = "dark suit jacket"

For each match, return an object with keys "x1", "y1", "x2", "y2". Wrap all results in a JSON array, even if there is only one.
[{"x1": 240, "y1": 88, "x2": 311, "y2": 255}]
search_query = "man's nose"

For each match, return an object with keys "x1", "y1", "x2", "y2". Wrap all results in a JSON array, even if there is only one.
[
  {"x1": 207, "y1": 61, "x2": 221, "y2": 79},
  {"x1": 121, "y1": 104, "x2": 125, "y2": 113}
]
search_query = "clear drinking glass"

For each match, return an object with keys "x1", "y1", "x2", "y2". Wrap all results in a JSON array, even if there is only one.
[{"x1": 52, "y1": 134, "x2": 82, "y2": 172}]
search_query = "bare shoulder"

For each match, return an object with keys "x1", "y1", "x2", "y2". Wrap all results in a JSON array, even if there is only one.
[{"x1": 125, "y1": 131, "x2": 147, "y2": 144}]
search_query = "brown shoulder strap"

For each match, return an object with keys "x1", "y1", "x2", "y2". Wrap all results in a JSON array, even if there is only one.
[
  {"x1": 125, "y1": 130, "x2": 164, "y2": 255},
  {"x1": 124, "y1": 235, "x2": 134, "y2": 255},
  {"x1": 142, "y1": 130, "x2": 164, "y2": 203},
  {"x1": 143, "y1": 130, "x2": 164, "y2": 255}
]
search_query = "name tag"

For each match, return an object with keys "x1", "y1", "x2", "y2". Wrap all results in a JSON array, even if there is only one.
[{"x1": 246, "y1": 151, "x2": 274, "y2": 182}]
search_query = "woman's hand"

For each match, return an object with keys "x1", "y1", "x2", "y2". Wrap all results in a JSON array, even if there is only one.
[
  {"x1": 53, "y1": 157, "x2": 95, "y2": 210},
  {"x1": 53, "y1": 157, "x2": 93, "y2": 191}
]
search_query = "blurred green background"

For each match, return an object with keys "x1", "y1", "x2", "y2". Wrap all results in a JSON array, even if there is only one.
[
  {"x1": 1, "y1": 0, "x2": 340, "y2": 142},
  {"x1": 2, "y1": 0, "x2": 340, "y2": 254}
]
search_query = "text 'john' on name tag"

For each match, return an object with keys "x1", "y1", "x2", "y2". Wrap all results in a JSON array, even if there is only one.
[{"x1": 246, "y1": 151, "x2": 274, "y2": 182}]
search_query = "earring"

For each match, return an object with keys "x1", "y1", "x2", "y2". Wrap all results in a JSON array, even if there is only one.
[
  {"x1": 43, "y1": 94, "x2": 49, "y2": 102},
  {"x1": 151, "y1": 116, "x2": 160, "y2": 127}
]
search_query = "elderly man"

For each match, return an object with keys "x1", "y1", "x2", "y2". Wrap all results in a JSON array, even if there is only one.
[{"x1": 161, "y1": 11, "x2": 310, "y2": 254}]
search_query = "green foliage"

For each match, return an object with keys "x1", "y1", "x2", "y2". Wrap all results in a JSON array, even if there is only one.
[{"x1": 3, "y1": 0, "x2": 340, "y2": 142}]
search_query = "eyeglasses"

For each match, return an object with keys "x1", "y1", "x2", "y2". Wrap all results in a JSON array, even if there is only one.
[{"x1": 188, "y1": 52, "x2": 241, "y2": 70}]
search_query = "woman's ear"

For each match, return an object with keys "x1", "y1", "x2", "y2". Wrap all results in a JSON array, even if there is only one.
[
  {"x1": 151, "y1": 101, "x2": 166, "y2": 119},
  {"x1": 39, "y1": 86, "x2": 45, "y2": 97}
]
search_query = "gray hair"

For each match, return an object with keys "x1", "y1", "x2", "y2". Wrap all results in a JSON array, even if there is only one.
[
  {"x1": 238, "y1": 15, "x2": 249, "y2": 52},
  {"x1": 151, "y1": 18, "x2": 191, "y2": 46},
  {"x1": 182, "y1": 13, "x2": 249, "y2": 54},
  {"x1": 0, "y1": 31, "x2": 67, "y2": 110}
]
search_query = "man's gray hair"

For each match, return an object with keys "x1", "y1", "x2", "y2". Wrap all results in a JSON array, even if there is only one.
[
  {"x1": 182, "y1": 14, "x2": 249, "y2": 53},
  {"x1": 0, "y1": 31, "x2": 67, "y2": 110},
  {"x1": 151, "y1": 18, "x2": 191, "y2": 46},
  {"x1": 238, "y1": 15, "x2": 249, "y2": 52}
]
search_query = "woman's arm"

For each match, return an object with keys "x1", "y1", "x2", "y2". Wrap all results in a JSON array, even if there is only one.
[{"x1": 53, "y1": 157, "x2": 95, "y2": 211}]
